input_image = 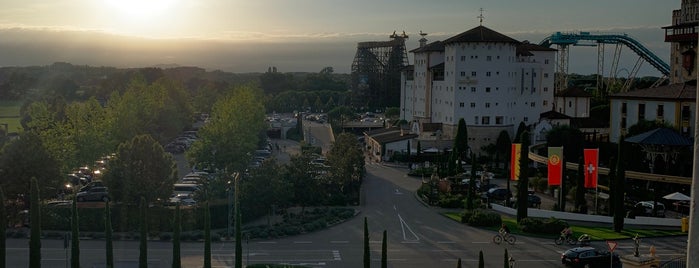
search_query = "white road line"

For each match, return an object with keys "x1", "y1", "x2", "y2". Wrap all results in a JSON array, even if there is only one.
[
  {"x1": 257, "y1": 241, "x2": 277, "y2": 244},
  {"x1": 472, "y1": 241, "x2": 489, "y2": 244},
  {"x1": 437, "y1": 241, "x2": 456, "y2": 244},
  {"x1": 397, "y1": 213, "x2": 420, "y2": 242},
  {"x1": 294, "y1": 241, "x2": 312, "y2": 244},
  {"x1": 330, "y1": 240, "x2": 348, "y2": 244}
]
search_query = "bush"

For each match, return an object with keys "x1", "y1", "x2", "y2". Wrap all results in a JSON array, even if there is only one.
[
  {"x1": 467, "y1": 209, "x2": 502, "y2": 227},
  {"x1": 519, "y1": 217, "x2": 568, "y2": 235},
  {"x1": 437, "y1": 194, "x2": 464, "y2": 208},
  {"x1": 460, "y1": 210, "x2": 474, "y2": 223}
]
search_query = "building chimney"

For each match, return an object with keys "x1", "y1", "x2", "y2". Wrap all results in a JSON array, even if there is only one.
[{"x1": 419, "y1": 31, "x2": 428, "y2": 47}]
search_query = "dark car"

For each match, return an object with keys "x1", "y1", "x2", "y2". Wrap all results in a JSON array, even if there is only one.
[
  {"x1": 76, "y1": 186, "x2": 109, "y2": 202},
  {"x1": 561, "y1": 247, "x2": 621, "y2": 268},
  {"x1": 510, "y1": 194, "x2": 542, "y2": 208},
  {"x1": 482, "y1": 188, "x2": 512, "y2": 202}
]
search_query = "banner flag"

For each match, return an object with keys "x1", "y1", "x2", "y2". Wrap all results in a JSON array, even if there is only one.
[
  {"x1": 510, "y1": 143, "x2": 521, "y2": 181},
  {"x1": 547, "y1": 147, "x2": 563, "y2": 186},
  {"x1": 584, "y1": 148, "x2": 599, "y2": 188}
]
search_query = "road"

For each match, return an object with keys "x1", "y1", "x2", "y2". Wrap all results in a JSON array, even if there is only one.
[{"x1": 5, "y1": 121, "x2": 689, "y2": 267}]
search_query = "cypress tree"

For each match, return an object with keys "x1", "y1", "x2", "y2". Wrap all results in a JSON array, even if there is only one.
[
  {"x1": 516, "y1": 131, "x2": 530, "y2": 222},
  {"x1": 381, "y1": 230, "x2": 387, "y2": 268},
  {"x1": 478, "y1": 250, "x2": 484, "y2": 268},
  {"x1": 172, "y1": 204, "x2": 181, "y2": 268},
  {"x1": 466, "y1": 154, "x2": 477, "y2": 210},
  {"x1": 29, "y1": 177, "x2": 41, "y2": 268},
  {"x1": 203, "y1": 201, "x2": 211, "y2": 268},
  {"x1": 71, "y1": 194, "x2": 80, "y2": 268},
  {"x1": 456, "y1": 258, "x2": 461, "y2": 268},
  {"x1": 613, "y1": 136, "x2": 626, "y2": 232},
  {"x1": 0, "y1": 187, "x2": 6, "y2": 268},
  {"x1": 363, "y1": 217, "x2": 370, "y2": 268},
  {"x1": 504, "y1": 249, "x2": 509, "y2": 268},
  {"x1": 407, "y1": 140, "x2": 411, "y2": 169},
  {"x1": 575, "y1": 156, "x2": 586, "y2": 212},
  {"x1": 235, "y1": 176, "x2": 242, "y2": 268},
  {"x1": 105, "y1": 201, "x2": 113, "y2": 268},
  {"x1": 139, "y1": 197, "x2": 148, "y2": 268}
]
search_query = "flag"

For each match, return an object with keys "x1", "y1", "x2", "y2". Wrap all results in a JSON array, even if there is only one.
[
  {"x1": 547, "y1": 147, "x2": 563, "y2": 186},
  {"x1": 584, "y1": 148, "x2": 599, "y2": 188},
  {"x1": 510, "y1": 143, "x2": 521, "y2": 181}
]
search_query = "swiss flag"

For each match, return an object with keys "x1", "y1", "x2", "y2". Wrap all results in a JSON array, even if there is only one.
[{"x1": 584, "y1": 149, "x2": 599, "y2": 188}]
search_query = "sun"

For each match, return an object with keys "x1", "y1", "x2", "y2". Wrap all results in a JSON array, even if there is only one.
[{"x1": 105, "y1": 0, "x2": 175, "y2": 19}]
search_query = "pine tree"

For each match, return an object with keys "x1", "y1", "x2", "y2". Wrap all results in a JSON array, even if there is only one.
[
  {"x1": 503, "y1": 249, "x2": 509, "y2": 268},
  {"x1": 363, "y1": 217, "x2": 370, "y2": 268},
  {"x1": 516, "y1": 131, "x2": 530, "y2": 222},
  {"x1": 234, "y1": 175, "x2": 242, "y2": 268},
  {"x1": 456, "y1": 258, "x2": 462, "y2": 268},
  {"x1": 71, "y1": 194, "x2": 80, "y2": 268},
  {"x1": 139, "y1": 197, "x2": 148, "y2": 268},
  {"x1": 575, "y1": 156, "x2": 586, "y2": 212},
  {"x1": 172, "y1": 204, "x2": 181, "y2": 268},
  {"x1": 203, "y1": 201, "x2": 211, "y2": 268},
  {"x1": 29, "y1": 177, "x2": 41, "y2": 268},
  {"x1": 0, "y1": 187, "x2": 6, "y2": 268},
  {"x1": 105, "y1": 201, "x2": 113, "y2": 268},
  {"x1": 466, "y1": 154, "x2": 477, "y2": 210},
  {"x1": 613, "y1": 136, "x2": 626, "y2": 232},
  {"x1": 381, "y1": 230, "x2": 387, "y2": 268}
]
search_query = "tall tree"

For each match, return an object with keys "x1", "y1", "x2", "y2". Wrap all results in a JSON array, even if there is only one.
[
  {"x1": 235, "y1": 176, "x2": 242, "y2": 268},
  {"x1": 513, "y1": 122, "x2": 527, "y2": 143},
  {"x1": 613, "y1": 137, "x2": 626, "y2": 232},
  {"x1": 450, "y1": 118, "x2": 469, "y2": 175},
  {"x1": 326, "y1": 132, "x2": 366, "y2": 204},
  {"x1": 103, "y1": 135, "x2": 178, "y2": 205},
  {"x1": 456, "y1": 258, "x2": 462, "y2": 268},
  {"x1": 0, "y1": 187, "x2": 6, "y2": 268},
  {"x1": 364, "y1": 217, "x2": 370, "y2": 268},
  {"x1": 381, "y1": 230, "x2": 387, "y2": 268},
  {"x1": 29, "y1": 177, "x2": 41, "y2": 268},
  {"x1": 71, "y1": 194, "x2": 80, "y2": 268},
  {"x1": 478, "y1": 250, "x2": 484, "y2": 268},
  {"x1": 496, "y1": 130, "x2": 511, "y2": 170},
  {"x1": 466, "y1": 154, "x2": 477, "y2": 210},
  {"x1": 105, "y1": 201, "x2": 114, "y2": 268},
  {"x1": 0, "y1": 131, "x2": 61, "y2": 199},
  {"x1": 139, "y1": 197, "x2": 148, "y2": 268},
  {"x1": 504, "y1": 249, "x2": 509, "y2": 268},
  {"x1": 516, "y1": 131, "x2": 530, "y2": 222},
  {"x1": 203, "y1": 201, "x2": 211, "y2": 268},
  {"x1": 173, "y1": 205, "x2": 181, "y2": 268},
  {"x1": 575, "y1": 156, "x2": 586, "y2": 213}
]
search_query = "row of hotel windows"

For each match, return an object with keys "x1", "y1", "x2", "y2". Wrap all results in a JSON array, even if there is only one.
[
  {"x1": 458, "y1": 100, "x2": 548, "y2": 108},
  {"x1": 473, "y1": 116, "x2": 528, "y2": 125}
]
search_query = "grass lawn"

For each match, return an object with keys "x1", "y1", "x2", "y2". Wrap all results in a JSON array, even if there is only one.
[
  {"x1": 0, "y1": 101, "x2": 22, "y2": 133},
  {"x1": 444, "y1": 212, "x2": 686, "y2": 241}
]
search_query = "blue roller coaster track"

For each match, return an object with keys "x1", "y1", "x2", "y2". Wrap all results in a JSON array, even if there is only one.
[{"x1": 539, "y1": 32, "x2": 670, "y2": 76}]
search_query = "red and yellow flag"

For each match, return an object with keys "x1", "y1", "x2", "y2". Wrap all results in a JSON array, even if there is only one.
[
  {"x1": 510, "y1": 143, "x2": 521, "y2": 181},
  {"x1": 547, "y1": 147, "x2": 563, "y2": 186},
  {"x1": 584, "y1": 148, "x2": 599, "y2": 188}
]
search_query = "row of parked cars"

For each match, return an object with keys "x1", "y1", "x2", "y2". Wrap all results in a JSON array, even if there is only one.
[
  {"x1": 167, "y1": 171, "x2": 210, "y2": 207},
  {"x1": 164, "y1": 131, "x2": 198, "y2": 154}
]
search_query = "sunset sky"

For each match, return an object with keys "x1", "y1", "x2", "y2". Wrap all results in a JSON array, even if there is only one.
[{"x1": 0, "y1": 0, "x2": 678, "y2": 75}]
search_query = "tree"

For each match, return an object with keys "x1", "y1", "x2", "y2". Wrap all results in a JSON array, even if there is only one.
[
  {"x1": 105, "y1": 201, "x2": 114, "y2": 268},
  {"x1": 0, "y1": 187, "x2": 6, "y2": 268},
  {"x1": 29, "y1": 177, "x2": 41, "y2": 268},
  {"x1": 326, "y1": 132, "x2": 366, "y2": 204},
  {"x1": 327, "y1": 105, "x2": 354, "y2": 130},
  {"x1": 513, "y1": 122, "x2": 527, "y2": 143},
  {"x1": 103, "y1": 135, "x2": 177, "y2": 205},
  {"x1": 381, "y1": 230, "x2": 387, "y2": 268},
  {"x1": 456, "y1": 258, "x2": 462, "y2": 268},
  {"x1": 496, "y1": 131, "x2": 512, "y2": 169},
  {"x1": 575, "y1": 156, "x2": 586, "y2": 213},
  {"x1": 234, "y1": 175, "x2": 242, "y2": 268},
  {"x1": 203, "y1": 201, "x2": 211, "y2": 268},
  {"x1": 384, "y1": 107, "x2": 400, "y2": 119},
  {"x1": 71, "y1": 194, "x2": 80, "y2": 268},
  {"x1": 364, "y1": 217, "x2": 370, "y2": 268},
  {"x1": 187, "y1": 84, "x2": 266, "y2": 174},
  {"x1": 546, "y1": 125, "x2": 584, "y2": 164},
  {"x1": 516, "y1": 131, "x2": 530, "y2": 222},
  {"x1": 504, "y1": 249, "x2": 509, "y2": 268},
  {"x1": 139, "y1": 197, "x2": 148, "y2": 268},
  {"x1": 0, "y1": 131, "x2": 61, "y2": 199},
  {"x1": 173, "y1": 204, "x2": 181, "y2": 268},
  {"x1": 613, "y1": 137, "x2": 626, "y2": 232},
  {"x1": 478, "y1": 250, "x2": 484, "y2": 268},
  {"x1": 449, "y1": 118, "x2": 469, "y2": 176},
  {"x1": 241, "y1": 162, "x2": 293, "y2": 221}
]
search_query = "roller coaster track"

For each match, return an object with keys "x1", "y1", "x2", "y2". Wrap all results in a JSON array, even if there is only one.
[
  {"x1": 539, "y1": 32, "x2": 670, "y2": 76},
  {"x1": 528, "y1": 144, "x2": 691, "y2": 186}
]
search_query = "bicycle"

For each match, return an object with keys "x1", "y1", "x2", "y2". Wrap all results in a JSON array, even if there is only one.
[
  {"x1": 493, "y1": 230, "x2": 516, "y2": 245},
  {"x1": 555, "y1": 233, "x2": 577, "y2": 245}
]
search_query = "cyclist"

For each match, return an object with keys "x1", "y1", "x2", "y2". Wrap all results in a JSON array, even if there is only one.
[
  {"x1": 500, "y1": 223, "x2": 511, "y2": 236},
  {"x1": 561, "y1": 226, "x2": 573, "y2": 239}
]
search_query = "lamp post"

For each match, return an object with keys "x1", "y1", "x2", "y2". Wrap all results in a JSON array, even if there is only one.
[
  {"x1": 226, "y1": 180, "x2": 232, "y2": 240},
  {"x1": 509, "y1": 256, "x2": 516, "y2": 268}
]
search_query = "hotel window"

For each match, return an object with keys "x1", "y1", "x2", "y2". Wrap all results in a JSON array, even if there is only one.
[
  {"x1": 486, "y1": 56, "x2": 492, "y2": 61},
  {"x1": 544, "y1": 87, "x2": 548, "y2": 92},
  {"x1": 461, "y1": 71, "x2": 466, "y2": 77},
  {"x1": 485, "y1": 103, "x2": 491, "y2": 108},
  {"x1": 485, "y1": 87, "x2": 491, "y2": 92},
  {"x1": 531, "y1": 102, "x2": 536, "y2": 107},
  {"x1": 481, "y1": 116, "x2": 490, "y2": 125},
  {"x1": 486, "y1": 72, "x2": 491, "y2": 77},
  {"x1": 544, "y1": 73, "x2": 549, "y2": 78},
  {"x1": 471, "y1": 71, "x2": 477, "y2": 76},
  {"x1": 621, "y1": 103, "x2": 627, "y2": 114},
  {"x1": 657, "y1": 104, "x2": 664, "y2": 118},
  {"x1": 459, "y1": 102, "x2": 464, "y2": 107},
  {"x1": 470, "y1": 103, "x2": 476, "y2": 108},
  {"x1": 543, "y1": 100, "x2": 548, "y2": 106},
  {"x1": 545, "y1": 59, "x2": 550, "y2": 64},
  {"x1": 461, "y1": 56, "x2": 466, "y2": 61},
  {"x1": 474, "y1": 116, "x2": 479, "y2": 124},
  {"x1": 638, "y1": 103, "x2": 646, "y2": 121},
  {"x1": 495, "y1": 116, "x2": 504, "y2": 125},
  {"x1": 471, "y1": 87, "x2": 476, "y2": 92},
  {"x1": 524, "y1": 117, "x2": 528, "y2": 122}
]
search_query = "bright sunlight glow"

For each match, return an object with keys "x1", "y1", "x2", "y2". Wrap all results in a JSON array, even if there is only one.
[{"x1": 105, "y1": 0, "x2": 175, "y2": 19}]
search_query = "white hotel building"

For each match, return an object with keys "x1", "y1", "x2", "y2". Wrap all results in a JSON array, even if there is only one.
[{"x1": 400, "y1": 25, "x2": 556, "y2": 154}]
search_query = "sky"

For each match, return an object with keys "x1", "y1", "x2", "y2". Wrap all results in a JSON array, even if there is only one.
[{"x1": 0, "y1": 0, "x2": 678, "y2": 76}]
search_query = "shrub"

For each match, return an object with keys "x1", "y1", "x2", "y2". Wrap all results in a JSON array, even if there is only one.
[
  {"x1": 519, "y1": 217, "x2": 568, "y2": 235},
  {"x1": 437, "y1": 194, "x2": 464, "y2": 208},
  {"x1": 460, "y1": 210, "x2": 474, "y2": 223},
  {"x1": 467, "y1": 209, "x2": 502, "y2": 227}
]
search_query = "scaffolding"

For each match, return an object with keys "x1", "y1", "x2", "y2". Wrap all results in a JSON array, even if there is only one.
[{"x1": 351, "y1": 31, "x2": 409, "y2": 110}]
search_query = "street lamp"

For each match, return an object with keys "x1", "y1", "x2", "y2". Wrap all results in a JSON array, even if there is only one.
[{"x1": 509, "y1": 256, "x2": 516, "y2": 268}]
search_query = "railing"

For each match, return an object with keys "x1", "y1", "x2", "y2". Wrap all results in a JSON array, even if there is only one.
[{"x1": 660, "y1": 256, "x2": 686, "y2": 268}]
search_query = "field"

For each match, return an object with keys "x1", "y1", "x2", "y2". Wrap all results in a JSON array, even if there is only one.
[{"x1": 0, "y1": 101, "x2": 22, "y2": 134}]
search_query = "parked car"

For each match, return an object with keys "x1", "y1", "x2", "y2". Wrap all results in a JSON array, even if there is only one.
[
  {"x1": 510, "y1": 194, "x2": 542, "y2": 208},
  {"x1": 481, "y1": 188, "x2": 512, "y2": 202},
  {"x1": 632, "y1": 201, "x2": 666, "y2": 217},
  {"x1": 76, "y1": 187, "x2": 109, "y2": 202},
  {"x1": 561, "y1": 246, "x2": 621, "y2": 267}
]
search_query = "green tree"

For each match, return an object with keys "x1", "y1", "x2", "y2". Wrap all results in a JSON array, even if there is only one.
[
  {"x1": 103, "y1": 135, "x2": 177, "y2": 205},
  {"x1": 173, "y1": 205, "x2": 181, "y2": 268},
  {"x1": 203, "y1": 201, "x2": 211, "y2": 268},
  {"x1": 105, "y1": 201, "x2": 114, "y2": 268},
  {"x1": 575, "y1": 156, "x2": 586, "y2": 213},
  {"x1": 449, "y1": 118, "x2": 469, "y2": 176},
  {"x1": 314, "y1": 96, "x2": 323, "y2": 112},
  {"x1": 516, "y1": 131, "x2": 530, "y2": 222},
  {"x1": 504, "y1": 249, "x2": 509, "y2": 268},
  {"x1": 496, "y1": 130, "x2": 511, "y2": 169},
  {"x1": 71, "y1": 194, "x2": 80, "y2": 268},
  {"x1": 513, "y1": 122, "x2": 527, "y2": 143},
  {"x1": 381, "y1": 230, "x2": 387, "y2": 268},
  {"x1": 242, "y1": 162, "x2": 293, "y2": 221},
  {"x1": 384, "y1": 107, "x2": 400, "y2": 119},
  {"x1": 0, "y1": 187, "x2": 6, "y2": 268},
  {"x1": 29, "y1": 177, "x2": 41, "y2": 268},
  {"x1": 187, "y1": 84, "x2": 266, "y2": 174},
  {"x1": 0, "y1": 131, "x2": 61, "y2": 199},
  {"x1": 139, "y1": 197, "x2": 148, "y2": 268},
  {"x1": 613, "y1": 137, "x2": 626, "y2": 232},
  {"x1": 546, "y1": 125, "x2": 584, "y2": 164},
  {"x1": 466, "y1": 154, "x2": 477, "y2": 210},
  {"x1": 456, "y1": 258, "x2": 462, "y2": 268},
  {"x1": 234, "y1": 175, "x2": 242, "y2": 268},
  {"x1": 364, "y1": 217, "x2": 370, "y2": 268},
  {"x1": 478, "y1": 250, "x2": 484, "y2": 268},
  {"x1": 326, "y1": 132, "x2": 366, "y2": 204},
  {"x1": 286, "y1": 153, "x2": 323, "y2": 211}
]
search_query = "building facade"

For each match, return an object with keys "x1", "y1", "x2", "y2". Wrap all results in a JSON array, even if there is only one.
[{"x1": 401, "y1": 26, "x2": 556, "y2": 153}]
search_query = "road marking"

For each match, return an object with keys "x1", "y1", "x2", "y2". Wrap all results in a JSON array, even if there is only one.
[
  {"x1": 400, "y1": 241, "x2": 420, "y2": 244},
  {"x1": 332, "y1": 250, "x2": 342, "y2": 260},
  {"x1": 330, "y1": 240, "x2": 348, "y2": 244},
  {"x1": 257, "y1": 241, "x2": 277, "y2": 244},
  {"x1": 437, "y1": 241, "x2": 456, "y2": 244},
  {"x1": 294, "y1": 241, "x2": 312, "y2": 244},
  {"x1": 395, "y1": 189, "x2": 403, "y2": 194},
  {"x1": 397, "y1": 213, "x2": 420, "y2": 242}
]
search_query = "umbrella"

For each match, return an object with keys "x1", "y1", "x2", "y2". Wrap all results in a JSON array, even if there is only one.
[{"x1": 663, "y1": 192, "x2": 691, "y2": 201}]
